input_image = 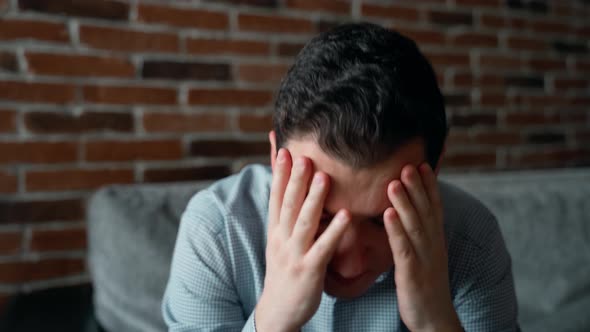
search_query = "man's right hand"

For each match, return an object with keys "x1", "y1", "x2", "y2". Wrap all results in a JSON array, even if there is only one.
[{"x1": 255, "y1": 148, "x2": 351, "y2": 332}]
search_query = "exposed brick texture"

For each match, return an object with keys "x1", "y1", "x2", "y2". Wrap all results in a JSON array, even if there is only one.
[
  {"x1": 18, "y1": 0, "x2": 129, "y2": 20},
  {"x1": 0, "y1": 198, "x2": 85, "y2": 224},
  {"x1": 85, "y1": 139, "x2": 183, "y2": 162},
  {"x1": 26, "y1": 168, "x2": 135, "y2": 192},
  {"x1": 0, "y1": 19, "x2": 69, "y2": 42},
  {"x1": 0, "y1": 0, "x2": 588, "y2": 297},
  {"x1": 0, "y1": 110, "x2": 16, "y2": 133},
  {"x1": 0, "y1": 231, "x2": 22, "y2": 255},
  {"x1": 25, "y1": 111, "x2": 134, "y2": 134},
  {"x1": 144, "y1": 165, "x2": 232, "y2": 183},
  {"x1": 137, "y1": 4, "x2": 228, "y2": 30},
  {"x1": 29, "y1": 226, "x2": 87, "y2": 252},
  {"x1": 26, "y1": 52, "x2": 135, "y2": 78},
  {"x1": 143, "y1": 113, "x2": 229, "y2": 133}
]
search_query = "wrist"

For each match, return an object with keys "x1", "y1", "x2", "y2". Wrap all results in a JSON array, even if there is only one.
[{"x1": 254, "y1": 294, "x2": 300, "y2": 332}]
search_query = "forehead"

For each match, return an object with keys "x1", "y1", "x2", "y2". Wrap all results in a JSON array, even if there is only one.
[{"x1": 284, "y1": 138, "x2": 426, "y2": 218}]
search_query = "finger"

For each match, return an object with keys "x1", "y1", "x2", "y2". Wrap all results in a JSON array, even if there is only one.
[
  {"x1": 387, "y1": 180, "x2": 429, "y2": 257},
  {"x1": 291, "y1": 172, "x2": 330, "y2": 254},
  {"x1": 279, "y1": 157, "x2": 312, "y2": 237},
  {"x1": 400, "y1": 165, "x2": 435, "y2": 237},
  {"x1": 383, "y1": 207, "x2": 415, "y2": 269},
  {"x1": 268, "y1": 148, "x2": 291, "y2": 233},
  {"x1": 305, "y1": 209, "x2": 350, "y2": 268},
  {"x1": 418, "y1": 163, "x2": 444, "y2": 226}
]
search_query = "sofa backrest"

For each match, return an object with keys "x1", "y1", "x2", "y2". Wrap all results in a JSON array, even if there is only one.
[
  {"x1": 88, "y1": 168, "x2": 590, "y2": 332},
  {"x1": 443, "y1": 168, "x2": 590, "y2": 331},
  {"x1": 87, "y1": 182, "x2": 207, "y2": 332}
]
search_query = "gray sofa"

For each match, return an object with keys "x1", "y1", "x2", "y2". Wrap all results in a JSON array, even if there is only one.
[{"x1": 87, "y1": 167, "x2": 590, "y2": 332}]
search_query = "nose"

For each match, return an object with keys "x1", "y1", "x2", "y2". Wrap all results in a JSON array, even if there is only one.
[{"x1": 328, "y1": 223, "x2": 367, "y2": 279}]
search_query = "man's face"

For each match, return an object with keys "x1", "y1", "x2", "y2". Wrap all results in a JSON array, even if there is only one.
[{"x1": 276, "y1": 136, "x2": 428, "y2": 299}]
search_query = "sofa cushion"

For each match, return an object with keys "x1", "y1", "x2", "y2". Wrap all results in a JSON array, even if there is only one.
[
  {"x1": 87, "y1": 181, "x2": 206, "y2": 332},
  {"x1": 443, "y1": 168, "x2": 590, "y2": 331}
]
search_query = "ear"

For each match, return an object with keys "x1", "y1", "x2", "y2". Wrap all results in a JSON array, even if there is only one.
[
  {"x1": 269, "y1": 130, "x2": 277, "y2": 172},
  {"x1": 434, "y1": 142, "x2": 446, "y2": 176}
]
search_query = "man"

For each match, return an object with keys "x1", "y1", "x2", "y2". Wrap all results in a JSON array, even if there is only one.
[{"x1": 162, "y1": 23, "x2": 519, "y2": 331}]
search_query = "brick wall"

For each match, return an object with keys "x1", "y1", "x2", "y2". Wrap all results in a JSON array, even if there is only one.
[{"x1": 0, "y1": 0, "x2": 589, "y2": 304}]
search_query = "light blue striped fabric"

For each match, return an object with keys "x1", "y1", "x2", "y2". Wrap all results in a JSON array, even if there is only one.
[{"x1": 162, "y1": 165, "x2": 519, "y2": 331}]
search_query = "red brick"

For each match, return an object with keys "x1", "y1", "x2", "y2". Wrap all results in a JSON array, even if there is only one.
[
  {"x1": 574, "y1": 59, "x2": 590, "y2": 72},
  {"x1": 0, "y1": 258, "x2": 85, "y2": 283},
  {"x1": 142, "y1": 61, "x2": 230, "y2": 81},
  {"x1": 0, "y1": 81, "x2": 76, "y2": 104},
  {"x1": 190, "y1": 139, "x2": 268, "y2": 157},
  {"x1": 85, "y1": 139, "x2": 183, "y2": 162},
  {"x1": 144, "y1": 165, "x2": 232, "y2": 183},
  {"x1": 441, "y1": 151, "x2": 496, "y2": 167},
  {"x1": 0, "y1": 231, "x2": 22, "y2": 255},
  {"x1": 186, "y1": 38, "x2": 270, "y2": 56},
  {"x1": 287, "y1": 0, "x2": 349, "y2": 14},
  {"x1": 25, "y1": 111, "x2": 133, "y2": 134},
  {"x1": 509, "y1": 94, "x2": 567, "y2": 107},
  {"x1": 238, "y1": 13, "x2": 315, "y2": 34},
  {"x1": 361, "y1": 3, "x2": 419, "y2": 21},
  {"x1": 0, "y1": 51, "x2": 18, "y2": 72},
  {"x1": 479, "y1": 93, "x2": 506, "y2": 107},
  {"x1": 504, "y1": 112, "x2": 560, "y2": 126},
  {"x1": 473, "y1": 132, "x2": 522, "y2": 145},
  {"x1": 204, "y1": 0, "x2": 276, "y2": 6},
  {"x1": 18, "y1": 0, "x2": 129, "y2": 20},
  {"x1": 479, "y1": 54, "x2": 523, "y2": 69},
  {"x1": 29, "y1": 226, "x2": 87, "y2": 252},
  {"x1": 507, "y1": 36, "x2": 546, "y2": 51},
  {"x1": 396, "y1": 27, "x2": 446, "y2": 45},
  {"x1": 0, "y1": 169, "x2": 17, "y2": 193},
  {"x1": 79, "y1": 25, "x2": 179, "y2": 53},
  {"x1": 480, "y1": 14, "x2": 506, "y2": 28},
  {"x1": 26, "y1": 52, "x2": 134, "y2": 78},
  {"x1": 26, "y1": 168, "x2": 134, "y2": 192},
  {"x1": 277, "y1": 42, "x2": 305, "y2": 57},
  {"x1": 554, "y1": 78, "x2": 589, "y2": 90},
  {"x1": 137, "y1": 4, "x2": 228, "y2": 30},
  {"x1": 452, "y1": 72, "x2": 473, "y2": 88},
  {"x1": 425, "y1": 51, "x2": 470, "y2": 67},
  {"x1": 451, "y1": 32, "x2": 498, "y2": 48},
  {"x1": 0, "y1": 109, "x2": 16, "y2": 133},
  {"x1": 238, "y1": 63, "x2": 289, "y2": 84},
  {"x1": 508, "y1": 148, "x2": 590, "y2": 166},
  {"x1": 0, "y1": 141, "x2": 78, "y2": 165},
  {"x1": 428, "y1": 10, "x2": 473, "y2": 26},
  {"x1": 528, "y1": 57, "x2": 567, "y2": 71},
  {"x1": 530, "y1": 19, "x2": 571, "y2": 34},
  {"x1": 83, "y1": 85, "x2": 177, "y2": 105},
  {"x1": 0, "y1": 19, "x2": 69, "y2": 42},
  {"x1": 143, "y1": 113, "x2": 229, "y2": 133},
  {"x1": 0, "y1": 198, "x2": 85, "y2": 224},
  {"x1": 189, "y1": 88, "x2": 273, "y2": 107},
  {"x1": 238, "y1": 113, "x2": 273, "y2": 132},
  {"x1": 478, "y1": 74, "x2": 505, "y2": 88},
  {"x1": 450, "y1": 112, "x2": 497, "y2": 127},
  {"x1": 454, "y1": 0, "x2": 501, "y2": 7}
]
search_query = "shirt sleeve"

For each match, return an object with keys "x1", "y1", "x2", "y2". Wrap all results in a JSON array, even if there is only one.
[
  {"x1": 161, "y1": 190, "x2": 257, "y2": 332},
  {"x1": 451, "y1": 215, "x2": 520, "y2": 332}
]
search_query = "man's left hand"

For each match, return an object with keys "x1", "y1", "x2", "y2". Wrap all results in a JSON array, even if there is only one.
[{"x1": 383, "y1": 163, "x2": 462, "y2": 332}]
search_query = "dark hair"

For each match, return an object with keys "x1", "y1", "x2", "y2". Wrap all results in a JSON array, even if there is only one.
[{"x1": 273, "y1": 22, "x2": 448, "y2": 169}]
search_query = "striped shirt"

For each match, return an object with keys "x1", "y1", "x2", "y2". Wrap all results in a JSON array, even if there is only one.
[{"x1": 162, "y1": 164, "x2": 519, "y2": 331}]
